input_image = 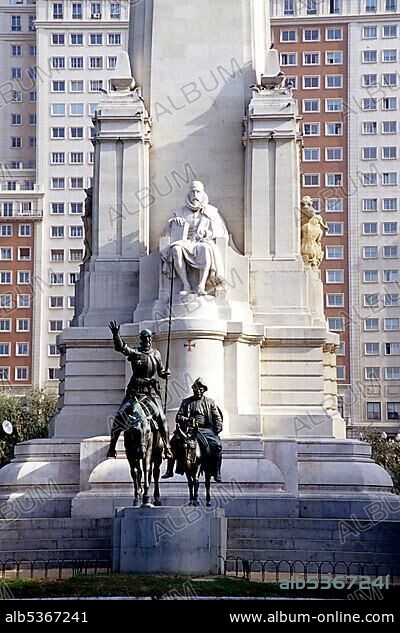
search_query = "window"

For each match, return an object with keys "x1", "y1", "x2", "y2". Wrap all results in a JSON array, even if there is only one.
[
  {"x1": 280, "y1": 53, "x2": 297, "y2": 66},
  {"x1": 303, "y1": 174, "x2": 320, "y2": 187},
  {"x1": 303, "y1": 76, "x2": 320, "y2": 89},
  {"x1": 365, "y1": 343, "x2": 380, "y2": 356},
  {"x1": 382, "y1": 121, "x2": 397, "y2": 134},
  {"x1": 303, "y1": 123, "x2": 320, "y2": 136},
  {"x1": 382, "y1": 172, "x2": 397, "y2": 186},
  {"x1": 89, "y1": 80, "x2": 103, "y2": 92},
  {"x1": 11, "y1": 45, "x2": 22, "y2": 56},
  {"x1": 327, "y1": 222, "x2": 343, "y2": 236},
  {"x1": 72, "y1": 3, "x2": 82, "y2": 19},
  {"x1": 382, "y1": 97, "x2": 397, "y2": 110},
  {"x1": 51, "y1": 152, "x2": 65, "y2": 164},
  {"x1": 364, "y1": 293, "x2": 379, "y2": 307},
  {"x1": 382, "y1": 49, "x2": 397, "y2": 62},
  {"x1": 382, "y1": 146, "x2": 398, "y2": 161},
  {"x1": 325, "y1": 122, "x2": 343, "y2": 136},
  {"x1": 17, "y1": 295, "x2": 30, "y2": 309},
  {"x1": 383, "y1": 245, "x2": 398, "y2": 257},
  {"x1": 50, "y1": 249, "x2": 64, "y2": 262},
  {"x1": 30, "y1": 92, "x2": 37, "y2": 103},
  {"x1": 0, "y1": 320, "x2": 11, "y2": 332},
  {"x1": 16, "y1": 343, "x2": 29, "y2": 357},
  {"x1": 326, "y1": 246, "x2": 344, "y2": 260},
  {"x1": 362, "y1": 50, "x2": 377, "y2": 63},
  {"x1": 383, "y1": 222, "x2": 398, "y2": 234},
  {"x1": 19, "y1": 225, "x2": 31, "y2": 237},
  {"x1": 362, "y1": 74, "x2": 377, "y2": 87},
  {"x1": 0, "y1": 295, "x2": 12, "y2": 309},
  {"x1": 365, "y1": 367, "x2": 380, "y2": 380},
  {"x1": 16, "y1": 319, "x2": 29, "y2": 332},
  {"x1": 69, "y1": 249, "x2": 83, "y2": 261},
  {"x1": 367, "y1": 402, "x2": 381, "y2": 420},
  {"x1": 325, "y1": 148, "x2": 343, "y2": 162},
  {"x1": 70, "y1": 57, "x2": 84, "y2": 69},
  {"x1": 90, "y1": 33, "x2": 103, "y2": 45},
  {"x1": 70, "y1": 202, "x2": 83, "y2": 215},
  {"x1": 1, "y1": 225, "x2": 12, "y2": 238},
  {"x1": 51, "y1": 226, "x2": 64, "y2": 238},
  {"x1": 70, "y1": 33, "x2": 83, "y2": 45},
  {"x1": 48, "y1": 368, "x2": 58, "y2": 381},
  {"x1": 70, "y1": 225, "x2": 83, "y2": 238},
  {"x1": 303, "y1": 148, "x2": 320, "y2": 162},
  {"x1": 281, "y1": 30, "x2": 297, "y2": 42},
  {"x1": 363, "y1": 270, "x2": 378, "y2": 282},
  {"x1": 387, "y1": 403, "x2": 400, "y2": 420},
  {"x1": 303, "y1": 29, "x2": 319, "y2": 41},
  {"x1": 386, "y1": 368, "x2": 400, "y2": 380},
  {"x1": 51, "y1": 203, "x2": 65, "y2": 215},
  {"x1": 326, "y1": 293, "x2": 344, "y2": 307},
  {"x1": 91, "y1": 2, "x2": 101, "y2": 17},
  {"x1": 107, "y1": 56, "x2": 117, "y2": 70},
  {"x1": 326, "y1": 270, "x2": 344, "y2": 283},
  {"x1": 363, "y1": 246, "x2": 378, "y2": 258},
  {"x1": 386, "y1": 343, "x2": 400, "y2": 355},
  {"x1": 328, "y1": 318, "x2": 344, "y2": 331},
  {"x1": 52, "y1": 33, "x2": 64, "y2": 45},
  {"x1": 0, "y1": 272, "x2": 12, "y2": 285},
  {"x1": 11, "y1": 15, "x2": 21, "y2": 31},
  {"x1": 70, "y1": 81, "x2": 84, "y2": 93},
  {"x1": 325, "y1": 198, "x2": 343, "y2": 212},
  {"x1": 11, "y1": 137, "x2": 21, "y2": 149},
  {"x1": 70, "y1": 177, "x2": 84, "y2": 189},
  {"x1": 29, "y1": 114, "x2": 36, "y2": 126},
  {"x1": 108, "y1": 33, "x2": 121, "y2": 45},
  {"x1": 18, "y1": 271, "x2": 30, "y2": 284},
  {"x1": 362, "y1": 147, "x2": 377, "y2": 160},
  {"x1": 50, "y1": 273, "x2": 64, "y2": 285},
  {"x1": 303, "y1": 52, "x2": 320, "y2": 65},
  {"x1": 362, "y1": 98, "x2": 377, "y2": 111},
  {"x1": 362, "y1": 121, "x2": 377, "y2": 135},
  {"x1": 383, "y1": 25, "x2": 397, "y2": 37},
  {"x1": 18, "y1": 247, "x2": 31, "y2": 261},
  {"x1": 68, "y1": 296, "x2": 75, "y2": 309},
  {"x1": 51, "y1": 104, "x2": 65, "y2": 117},
  {"x1": 52, "y1": 57, "x2": 65, "y2": 69},
  {"x1": 329, "y1": 0, "x2": 341, "y2": 13},
  {"x1": 382, "y1": 73, "x2": 397, "y2": 86},
  {"x1": 70, "y1": 152, "x2": 84, "y2": 164},
  {"x1": 49, "y1": 320, "x2": 63, "y2": 332},
  {"x1": 363, "y1": 222, "x2": 378, "y2": 235},
  {"x1": 326, "y1": 99, "x2": 343, "y2": 113},
  {"x1": 0, "y1": 368, "x2": 10, "y2": 381},
  {"x1": 306, "y1": 0, "x2": 318, "y2": 14},
  {"x1": 69, "y1": 273, "x2": 79, "y2": 285},
  {"x1": 385, "y1": 318, "x2": 400, "y2": 330},
  {"x1": 363, "y1": 173, "x2": 377, "y2": 186},
  {"x1": 383, "y1": 198, "x2": 397, "y2": 211},
  {"x1": 383, "y1": 269, "x2": 399, "y2": 282},
  {"x1": 0, "y1": 344, "x2": 10, "y2": 357},
  {"x1": 326, "y1": 28, "x2": 343, "y2": 40},
  {"x1": 385, "y1": 0, "x2": 397, "y2": 10},
  {"x1": 11, "y1": 67, "x2": 22, "y2": 80},
  {"x1": 52, "y1": 81, "x2": 65, "y2": 93},
  {"x1": 49, "y1": 344, "x2": 60, "y2": 357},
  {"x1": 70, "y1": 127, "x2": 84, "y2": 139},
  {"x1": 326, "y1": 51, "x2": 343, "y2": 65},
  {"x1": 1, "y1": 248, "x2": 12, "y2": 261},
  {"x1": 336, "y1": 366, "x2": 346, "y2": 381},
  {"x1": 50, "y1": 296, "x2": 64, "y2": 308},
  {"x1": 51, "y1": 177, "x2": 65, "y2": 190},
  {"x1": 384, "y1": 293, "x2": 399, "y2": 306},
  {"x1": 326, "y1": 173, "x2": 343, "y2": 186},
  {"x1": 364, "y1": 319, "x2": 379, "y2": 331},
  {"x1": 110, "y1": 2, "x2": 121, "y2": 19},
  {"x1": 53, "y1": 3, "x2": 63, "y2": 19},
  {"x1": 303, "y1": 99, "x2": 320, "y2": 112},
  {"x1": 365, "y1": 0, "x2": 377, "y2": 12}
]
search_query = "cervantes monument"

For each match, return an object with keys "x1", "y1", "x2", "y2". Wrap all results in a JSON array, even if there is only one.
[{"x1": 0, "y1": 0, "x2": 396, "y2": 527}]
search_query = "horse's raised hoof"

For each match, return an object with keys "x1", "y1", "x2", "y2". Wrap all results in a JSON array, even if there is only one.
[{"x1": 153, "y1": 499, "x2": 162, "y2": 506}]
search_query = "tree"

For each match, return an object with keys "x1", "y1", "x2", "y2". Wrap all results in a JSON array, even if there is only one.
[
  {"x1": 365, "y1": 430, "x2": 400, "y2": 494},
  {"x1": 0, "y1": 389, "x2": 57, "y2": 468}
]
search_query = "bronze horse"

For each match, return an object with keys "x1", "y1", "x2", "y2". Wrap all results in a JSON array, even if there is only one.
[
  {"x1": 180, "y1": 420, "x2": 212, "y2": 507},
  {"x1": 123, "y1": 397, "x2": 163, "y2": 507}
]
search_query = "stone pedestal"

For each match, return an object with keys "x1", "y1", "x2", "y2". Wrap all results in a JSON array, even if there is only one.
[{"x1": 112, "y1": 507, "x2": 226, "y2": 575}]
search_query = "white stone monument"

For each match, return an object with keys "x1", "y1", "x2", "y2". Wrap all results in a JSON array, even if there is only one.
[{"x1": 0, "y1": 0, "x2": 395, "y2": 524}]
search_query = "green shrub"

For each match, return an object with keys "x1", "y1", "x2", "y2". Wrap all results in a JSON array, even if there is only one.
[{"x1": 365, "y1": 429, "x2": 400, "y2": 494}]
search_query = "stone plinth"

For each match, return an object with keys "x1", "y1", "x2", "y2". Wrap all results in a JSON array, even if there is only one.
[{"x1": 112, "y1": 507, "x2": 226, "y2": 575}]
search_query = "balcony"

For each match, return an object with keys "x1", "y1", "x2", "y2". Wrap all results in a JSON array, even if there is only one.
[{"x1": 0, "y1": 184, "x2": 42, "y2": 193}]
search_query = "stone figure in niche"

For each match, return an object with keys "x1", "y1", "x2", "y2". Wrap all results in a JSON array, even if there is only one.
[
  {"x1": 107, "y1": 323, "x2": 172, "y2": 459},
  {"x1": 162, "y1": 377, "x2": 223, "y2": 483},
  {"x1": 300, "y1": 196, "x2": 328, "y2": 268},
  {"x1": 82, "y1": 187, "x2": 93, "y2": 264},
  {"x1": 161, "y1": 181, "x2": 228, "y2": 296}
]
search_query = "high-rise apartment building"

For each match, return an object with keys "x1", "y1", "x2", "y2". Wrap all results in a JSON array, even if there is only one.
[
  {"x1": 271, "y1": 0, "x2": 400, "y2": 437},
  {"x1": 0, "y1": 0, "x2": 129, "y2": 391}
]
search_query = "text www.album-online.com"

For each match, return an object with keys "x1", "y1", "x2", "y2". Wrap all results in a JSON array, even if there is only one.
[{"x1": 228, "y1": 612, "x2": 395, "y2": 624}]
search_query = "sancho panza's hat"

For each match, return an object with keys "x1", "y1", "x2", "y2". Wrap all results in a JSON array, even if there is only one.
[{"x1": 192, "y1": 377, "x2": 208, "y2": 392}]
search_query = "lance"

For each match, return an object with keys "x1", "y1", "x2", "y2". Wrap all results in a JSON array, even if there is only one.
[{"x1": 163, "y1": 259, "x2": 175, "y2": 413}]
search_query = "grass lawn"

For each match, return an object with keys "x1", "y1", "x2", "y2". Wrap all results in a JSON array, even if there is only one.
[{"x1": 1, "y1": 575, "x2": 399, "y2": 599}]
